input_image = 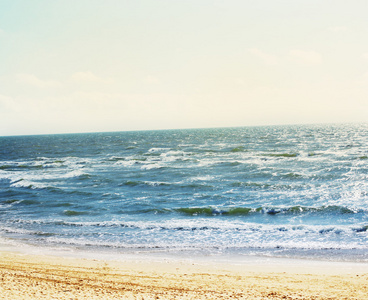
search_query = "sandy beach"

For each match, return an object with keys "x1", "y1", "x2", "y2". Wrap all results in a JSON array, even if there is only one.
[{"x1": 1, "y1": 251, "x2": 368, "y2": 299}]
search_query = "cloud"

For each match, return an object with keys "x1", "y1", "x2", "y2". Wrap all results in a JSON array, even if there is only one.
[
  {"x1": 248, "y1": 48, "x2": 279, "y2": 65},
  {"x1": 289, "y1": 50, "x2": 322, "y2": 65},
  {"x1": 327, "y1": 26, "x2": 347, "y2": 33},
  {"x1": 70, "y1": 71, "x2": 113, "y2": 84},
  {"x1": 16, "y1": 73, "x2": 61, "y2": 88}
]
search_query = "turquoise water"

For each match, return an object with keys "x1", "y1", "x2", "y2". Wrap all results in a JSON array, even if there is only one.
[{"x1": 1, "y1": 124, "x2": 368, "y2": 260}]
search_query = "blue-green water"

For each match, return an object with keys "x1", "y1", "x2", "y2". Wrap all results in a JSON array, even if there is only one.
[{"x1": 1, "y1": 124, "x2": 368, "y2": 260}]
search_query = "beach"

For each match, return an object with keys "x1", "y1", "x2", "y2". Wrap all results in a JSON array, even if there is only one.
[
  {"x1": 2, "y1": 126, "x2": 368, "y2": 299},
  {"x1": 1, "y1": 251, "x2": 368, "y2": 299}
]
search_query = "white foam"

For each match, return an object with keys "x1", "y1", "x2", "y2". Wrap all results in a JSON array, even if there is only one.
[
  {"x1": 190, "y1": 175, "x2": 215, "y2": 181},
  {"x1": 140, "y1": 163, "x2": 164, "y2": 170},
  {"x1": 60, "y1": 169, "x2": 88, "y2": 179},
  {"x1": 147, "y1": 148, "x2": 169, "y2": 153}
]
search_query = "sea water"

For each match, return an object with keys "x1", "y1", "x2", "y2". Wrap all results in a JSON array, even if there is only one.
[{"x1": 1, "y1": 124, "x2": 368, "y2": 261}]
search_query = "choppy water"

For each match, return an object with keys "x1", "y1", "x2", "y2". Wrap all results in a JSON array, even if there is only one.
[{"x1": 1, "y1": 124, "x2": 368, "y2": 260}]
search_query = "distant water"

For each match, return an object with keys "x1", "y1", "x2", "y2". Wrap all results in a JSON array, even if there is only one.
[{"x1": 1, "y1": 124, "x2": 368, "y2": 261}]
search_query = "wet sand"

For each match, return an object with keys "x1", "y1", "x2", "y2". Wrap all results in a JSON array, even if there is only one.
[{"x1": 1, "y1": 251, "x2": 368, "y2": 299}]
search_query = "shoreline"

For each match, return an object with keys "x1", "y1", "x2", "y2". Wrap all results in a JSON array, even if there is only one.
[
  {"x1": 2, "y1": 238, "x2": 368, "y2": 274},
  {"x1": 2, "y1": 235, "x2": 368, "y2": 265},
  {"x1": 1, "y1": 249, "x2": 368, "y2": 299}
]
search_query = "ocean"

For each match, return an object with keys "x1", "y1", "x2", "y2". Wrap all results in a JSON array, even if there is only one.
[{"x1": 1, "y1": 124, "x2": 368, "y2": 261}]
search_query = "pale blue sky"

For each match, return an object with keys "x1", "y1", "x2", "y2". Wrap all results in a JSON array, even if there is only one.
[{"x1": 1, "y1": 0, "x2": 368, "y2": 135}]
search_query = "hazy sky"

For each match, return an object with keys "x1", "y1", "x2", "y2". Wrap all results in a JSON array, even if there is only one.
[{"x1": 1, "y1": 0, "x2": 368, "y2": 135}]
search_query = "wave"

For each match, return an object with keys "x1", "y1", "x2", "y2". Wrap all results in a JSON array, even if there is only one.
[
  {"x1": 0, "y1": 226, "x2": 56, "y2": 238},
  {"x1": 2, "y1": 168, "x2": 92, "y2": 190},
  {"x1": 63, "y1": 210, "x2": 90, "y2": 216},
  {"x1": 262, "y1": 152, "x2": 299, "y2": 158},
  {"x1": 60, "y1": 170, "x2": 91, "y2": 179},
  {"x1": 2, "y1": 199, "x2": 19, "y2": 204},
  {"x1": 6, "y1": 218, "x2": 368, "y2": 237},
  {"x1": 106, "y1": 156, "x2": 126, "y2": 162},
  {"x1": 18, "y1": 199, "x2": 41, "y2": 205},
  {"x1": 0, "y1": 158, "x2": 72, "y2": 171},
  {"x1": 9, "y1": 179, "x2": 47, "y2": 190},
  {"x1": 120, "y1": 180, "x2": 212, "y2": 189},
  {"x1": 230, "y1": 146, "x2": 247, "y2": 152},
  {"x1": 357, "y1": 155, "x2": 368, "y2": 160},
  {"x1": 231, "y1": 182, "x2": 272, "y2": 188},
  {"x1": 173, "y1": 205, "x2": 363, "y2": 216},
  {"x1": 47, "y1": 188, "x2": 93, "y2": 196},
  {"x1": 0, "y1": 164, "x2": 44, "y2": 170},
  {"x1": 121, "y1": 180, "x2": 171, "y2": 187}
]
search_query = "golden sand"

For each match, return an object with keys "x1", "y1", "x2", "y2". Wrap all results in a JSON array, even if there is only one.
[{"x1": 1, "y1": 251, "x2": 368, "y2": 299}]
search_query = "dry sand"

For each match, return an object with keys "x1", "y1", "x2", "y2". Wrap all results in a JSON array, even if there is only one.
[{"x1": 1, "y1": 251, "x2": 368, "y2": 299}]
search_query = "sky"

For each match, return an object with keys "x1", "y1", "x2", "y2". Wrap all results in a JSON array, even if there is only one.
[{"x1": 1, "y1": 0, "x2": 368, "y2": 136}]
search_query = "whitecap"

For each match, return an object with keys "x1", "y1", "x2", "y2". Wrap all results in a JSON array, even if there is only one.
[
  {"x1": 140, "y1": 163, "x2": 164, "y2": 170},
  {"x1": 10, "y1": 179, "x2": 47, "y2": 189},
  {"x1": 147, "y1": 148, "x2": 169, "y2": 153},
  {"x1": 60, "y1": 169, "x2": 89, "y2": 179}
]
